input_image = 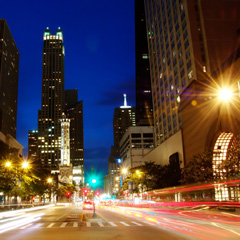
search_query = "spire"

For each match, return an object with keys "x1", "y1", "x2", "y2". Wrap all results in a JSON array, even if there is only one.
[
  {"x1": 120, "y1": 93, "x2": 131, "y2": 108},
  {"x1": 123, "y1": 94, "x2": 127, "y2": 107}
]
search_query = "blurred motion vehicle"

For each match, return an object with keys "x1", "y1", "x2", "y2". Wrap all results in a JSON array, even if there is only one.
[{"x1": 83, "y1": 200, "x2": 93, "y2": 210}]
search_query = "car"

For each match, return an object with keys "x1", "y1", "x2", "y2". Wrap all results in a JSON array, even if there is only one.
[{"x1": 83, "y1": 200, "x2": 94, "y2": 210}]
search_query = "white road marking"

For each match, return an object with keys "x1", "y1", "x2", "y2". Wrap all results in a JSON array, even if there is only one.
[
  {"x1": 109, "y1": 222, "x2": 117, "y2": 227},
  {"x1": 73, "y1": 222, "x2": 78, "y2": 227},
  {"x1": 143, "y1": 221, "x2": 155, "y2": 226},
  {"x1": 47, "y1": 223, "x2": 55, "y2": 228},
  {"x1": 120, "y1": 221, "x2": 130, "y2": 226},
  {"x1": 132, "y1": 221, "x2": 143, "y2": 226},
  {"x1": 20, "y1": 224, "x2": 32, "y2": 229},
  {"x1": 60, "y1": 222, "x2": 67, "y2": 228},
  {"x1": 97, "y1": 222, "x2": 104, "y2": 227}
]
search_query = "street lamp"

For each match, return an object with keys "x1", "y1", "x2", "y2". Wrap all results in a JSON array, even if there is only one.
[
  {"x1": 22, "y1": 161, "x2": 29, "y2": 169},
  {"x1": 5, "y1": 161, "x2": 11, "y2": 168},
  {"x1": 218, "y1": 87, "x2": 233, "y2": 102}
]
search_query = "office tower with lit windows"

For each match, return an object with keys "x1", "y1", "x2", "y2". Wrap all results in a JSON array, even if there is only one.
[
  {"x1": 0, "y1": 19, "x2": 19, "y2": 139},
  {"x1": 37, "y1": 27, "x2": 65, "y2": 169},
  {"x1": 113, "y1": 94, "x2": 136, "y2": 149},
  {"x1": 135, "y1": 0, "x2": 153, "y2": 127},
  {"x1": 143, "y1": 0, "x2": 240, "y2": 165},
  {"x1": 0, "y1": 19, "x2": 23, "y2": 155},
  {"x1": 28, "y1": 130, "x2": 38, "y2": 162},
  {"x1": 65, "y1": 89, "x2": 84, "y2": 183}
]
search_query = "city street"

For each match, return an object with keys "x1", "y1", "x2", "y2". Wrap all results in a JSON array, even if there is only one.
[{"x1": 0, "y1": 204, "x2": 239, "y2": 240}]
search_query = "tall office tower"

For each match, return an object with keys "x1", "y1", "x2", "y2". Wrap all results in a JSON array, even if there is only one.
[
  {"x1": 65, "y1": 89, "x2": 84, "y2": 170},
  {"x1": 37, "y1": 27, "x2": 65, "y2": 169},
  {"x1": 135, "y1": 0, "x2": 153, "y2": 127},
  {"x1": 144, "y1": 0, "x2": 240, "y2": 146},
  {"x1": 28, "y1": 130, "x2": 38, "y2": 162},
  {"x1": 113, "y1": 94, "x2": 136, "y2": 150},
  {"x1": 0, "y1": 19, "x2": 19, "y2": 139}
]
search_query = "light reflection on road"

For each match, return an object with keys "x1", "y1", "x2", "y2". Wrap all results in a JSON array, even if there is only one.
[{"x1": 98, "y1": 205, "x2": 240, "y2": 239}]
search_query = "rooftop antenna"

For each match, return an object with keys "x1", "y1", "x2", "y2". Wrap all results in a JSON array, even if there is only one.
[{"x1": 120, "y1": 93, "x2": 131, "y2": 108}]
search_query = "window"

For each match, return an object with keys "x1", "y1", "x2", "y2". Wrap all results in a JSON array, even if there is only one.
[{"x1": 131, "y1": 133, "x2": 141, "y2": 138}]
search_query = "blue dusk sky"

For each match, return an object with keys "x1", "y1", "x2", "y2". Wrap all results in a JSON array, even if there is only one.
[{"x1": 1, "y1": 0, "x2": 136, "y2": 186}]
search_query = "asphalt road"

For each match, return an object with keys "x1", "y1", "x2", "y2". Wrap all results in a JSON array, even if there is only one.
[{"x1": 0, "y1": 204, "x2": 239, "y2": 240}]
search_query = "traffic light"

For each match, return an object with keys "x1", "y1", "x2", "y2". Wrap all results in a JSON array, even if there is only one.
[
  {"x1": 91, "y1": 179, "x2": 96, "y2": 184},
  {"x1": 67, "y1": 192, "x2": 71, "y2": 197},
  {"x1": 84, "y1": 189, "x2": 88, "y2": 195},
  {"x1": 96, "y1": 191, "x2": 100, "y2": 196}
]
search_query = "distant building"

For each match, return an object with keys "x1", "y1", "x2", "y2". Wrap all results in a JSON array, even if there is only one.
[
  {"x1": 65, "y1": 89, "x2": 84, "y2": 185},
  {"x1": 135, "y1": 0, "x2": 153, "y2": 127},
  {"x1": 28, "y1": 130, "x2": 38, "y2": 162},
  {"x1": 37, "y1": 27, "x2": 65, "y2": 169},
  {"x1": 143, "y1": 0, "x2": 240, "y2": 167},
  {"x1": 113, "y1": 94, "x2": 136, "y2": 150},
  {"x1": 0, "y1": 19, "x2": 22, "y2": 155},
  {"x1": 120, "y1": 126, "x2": 154, "y2": 170},
  {"x1": 105, "y1": 94, "x2": 136, "y2": 196}
]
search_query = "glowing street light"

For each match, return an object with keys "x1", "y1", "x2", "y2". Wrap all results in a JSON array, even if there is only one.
[
  {"x1": 122, "y1": 168, "x2": 128, "y2": 174},
  {"x1": 218, "y1": 88, "x2": 233, "y2": 102},
  {"x1": 5, "y1": 161, "x2": 11, "y2": 168},
  {"x1": 47, "y1": 178, "x2": 53, "y2": 183},
  {"x1": 22, "y1": 161, "x2": 29, "y2": 169}
]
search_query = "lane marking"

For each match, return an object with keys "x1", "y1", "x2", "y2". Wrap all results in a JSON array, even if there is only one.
[
  {"x1": 73, "y1": 222, "x2": 78, "y2": 227},
  {"x1": 47, "y1": 223, "x2": 55, "y2": 228},
  {"x1": 109, "y1": 222, "x2": 117, "y2": 227},
  {"x1": 20, "y1": 224, "x2": 32, "y2": 229},
  {"x1": 132, "y1": 221, "x2": 143, "y2": 226},
  {"x1": 143, "y1": 221, "x2": 155, "y2": 226},
  {"x1": 212, "y1": 222, "x2": 240, "y2": 236},
  {"x1": 120, "y1": 221, "x2": 130, "y2": 226},
  {"x1": 86, "y1": 222, "x2": 91, "y2": 227},
  {"x1": 97, "y1": 222, "x2": 104, "y2": 227},
  {"x1": 60, "y1": 222, "x2": 67, "y2": 228}
]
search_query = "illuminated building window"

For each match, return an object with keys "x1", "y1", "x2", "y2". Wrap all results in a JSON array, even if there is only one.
[{"x1": 213, "y1": 132, "x2": 234, "y2": 179}]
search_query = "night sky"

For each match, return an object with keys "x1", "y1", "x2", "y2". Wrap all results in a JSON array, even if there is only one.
[{"x1": 2, "y1": 0, "x2": 136, "y2": 186}]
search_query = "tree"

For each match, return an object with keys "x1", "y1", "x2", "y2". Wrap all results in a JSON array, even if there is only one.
[
  {"x1": 57, "y1": 184, "x2": 76, "y2": 200},
  {"x1": 0, "y1": 152, "x2": 39, "y2": 203},
  {"x1": 122, "y1": 161, "x2": 181, "y2": 194},
  {"x1": 180, "y1": 149, "x2": 214, "y2": 185}
]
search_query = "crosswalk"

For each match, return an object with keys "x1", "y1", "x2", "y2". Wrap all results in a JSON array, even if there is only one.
[{"x1": 27, "y1": 221, "x2": 147, "y2": 229}]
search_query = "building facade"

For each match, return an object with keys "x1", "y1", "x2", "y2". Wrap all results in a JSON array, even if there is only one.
[
  {"x1": 113, "y1": 94, "x2": 136, "y2": 150},
  {"x1": 120, "y1": 126, "x2": 154, "y2": 170},
  {"x1": 135, "y1": 0, "x2": 153, "y2": 127},
  {"x1": 0, "y1": 19, "x2": 22, "y2": 156},
  {"x1": 144, "y1": 0, "x2": 240, "y2": 166},
  {"x1": 65, "y1": 89, "x2": 84, "y2": 184},
  {"x1": 0, "y1": 19, "x2": 19, "y2": 139},
  {"x1": 28, "y1": 130, "x2": 38, "y2": 162},
  {"x1": 37, "y1": 27, "x2": 65, "y2": 169}
]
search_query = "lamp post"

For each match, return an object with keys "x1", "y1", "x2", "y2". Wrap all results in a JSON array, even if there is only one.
[
  {"x1": 91, "y1": 178, "x2": 97, "y2": 218},
  {"x1": 47, "y1": 178, "x2": 53, "y2": 203}
]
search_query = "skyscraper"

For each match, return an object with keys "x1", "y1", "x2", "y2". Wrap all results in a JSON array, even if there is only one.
[
  {"x1": 65, "y1": 89, "x2": 84, "y2": 177},
  {"x1": 106, "y1": 94, "x2": 136, "y2": 196},
  {"x1": 135, "y1": 0, "x2": 153, "y2": 127},
  {"x1": 0, "y1": 19, "x2": 22, "y2": 156},
  {"x1": 143, "y1": 0, "x2": 240, "y2": 165},
  {"x1": 28, "y1": 129, "x2": 38, "y2": 162},
  {"x1": 37, "y1": 27, "x2": 65, "y2": 169},
  {"x1": 113, "y1": 94, "x2": 136, "y2": 149},
  {"x1": 0, "y1": 19, "x2": 19, "y2": 139}
]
